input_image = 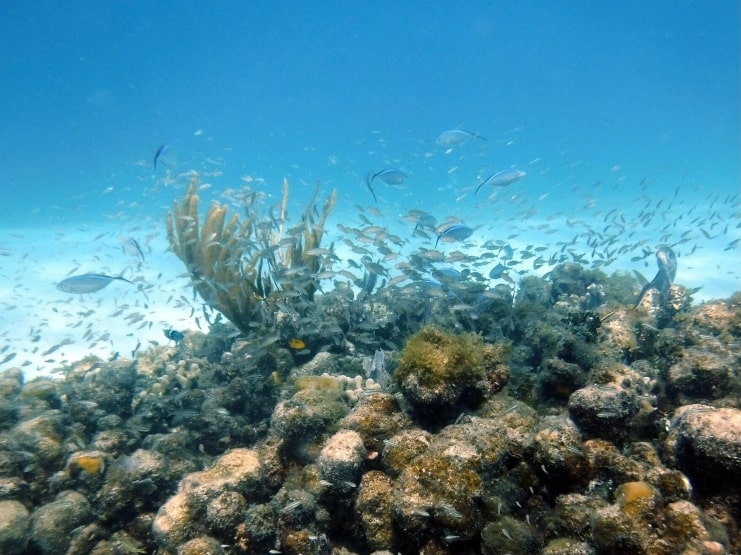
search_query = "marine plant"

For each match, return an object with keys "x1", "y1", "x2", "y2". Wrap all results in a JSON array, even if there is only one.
[{"x1": 166, "y1": 177, "x2": 336, "y2": 335}]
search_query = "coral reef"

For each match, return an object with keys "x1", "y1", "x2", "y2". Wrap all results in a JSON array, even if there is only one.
[{"x1": 0, "y1": 258, "x2": 739, "y2": 554}]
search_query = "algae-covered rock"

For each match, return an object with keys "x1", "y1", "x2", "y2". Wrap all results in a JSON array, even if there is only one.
[
  {"x1": 180, "y1": 447, "x2": 265, "y2": 502},
  {"x1": 532, "y1": 415, "x2": 588, "y2": 491},
  {"x1": 568, "y1": 384, "x2": 639, "y2": 442},
  {"x1": 667, "y1": 347, "x2": 737, "y2": 401},
  {"x1": 271, "y1": 380, "x2": 350, "y2": 461},
  {"x1": 480, "y1": 515, "x2": 543, "y2": 555},
  {"x1": 355, "y1": 470, "x2": 395, "y2": 551},
  {"x1": 542, "y1": 537, "x2": 596, "y2": 555},
  {"x1": 339, "y1": 392, "x2": 412, "y2": 453},
  {"x1": 392, "y1": 448, "x2": 483, "y2": 540},
  {"x1": 317, "y1": 429, "x2": 366, "y2": 492},
  {"x1": 11, "y1": 409, "x2": 65, "y2": 469},
  {"x1": 30, "y1": 490, "x2": 93, "y2": 554},
  {"x1": 177, "y1": 535, "x2": 226, "y2": 555},
  {"x1": 153, "y1": 448, "x2": 266, "y2": 549},
  {"x1": 664, "y1": 404, "x2": 741, "y2": 493},
  {"x1": 98, "y1": 448, "x2": 180, "y2": 521},
  {"x1": 380, "y1": 429, "x2": 433, "y2": 478},
  {"x1": 152, "y1": 490, "x2": 203, "y2": 549},
  {"x1": 0, "y1": 499, "x2": 30, "y2": 554},
  {"x1": 536, "y1": 357, "x2": 589, "y2": 404},
  {"x1": 394, "y1": 326, "x2": 507, "y2": 425},
  {"x1": 547, "y1": 493, "x2": 609, "y2": 541}
]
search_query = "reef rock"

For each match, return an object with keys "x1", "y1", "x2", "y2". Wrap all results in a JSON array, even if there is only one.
[
  {"x1": 30, "y1": 490, "x2": 92, "y2": 554},
  {"x1": 568, "y1": 384, "x2": 638, "y2": 442},
  {"x1": 153, "y1": 447, "x2": 265, "y2": 549},
  {"x1": 664, "y1": 404, "x2": 741, "y2": 493},
  {"x1": 0, "y1": 499, "x2": 30, "y2": 555},
  {"x1": 317, "y1": 429, "x2": 366, "y2": 492}
]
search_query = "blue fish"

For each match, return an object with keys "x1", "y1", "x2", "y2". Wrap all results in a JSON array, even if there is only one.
[
  {"x1": 57, "y1": 273, "x2": 134, "y2": 294},
  {"x1": 435, "y1": 224, "x2": 473, "y2": 247},
  {"x1": 475, "y1": 169, "x2": 526, "y2": 196},
  {"x1": 164, "y1": 329, "x2": 185, "y2": 342}
]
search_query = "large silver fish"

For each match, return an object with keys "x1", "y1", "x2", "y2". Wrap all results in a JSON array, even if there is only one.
[
  {"x1": 475, "y1": 169, "x2": 526, "y2": 196},
  {"x1": 436, "y1": 129, "x2": 486, "y2": 146},
  {"x1": 57, "y1": 273, "x2": 134, "y2": 294}
]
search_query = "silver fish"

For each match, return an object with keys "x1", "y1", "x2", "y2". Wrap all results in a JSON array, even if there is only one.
[
  {"x1": 122, "y1": 237, "x2": 145, "y2": 261},
  {"x1": 475, "y1": 169, "x2": 526, "y2": 196},
  {"x1": 368, "y1": 168, "x2": 407, "y2": 186},
  {"x1": 634, "y1": 245, "x2": 677, "y2": 307},
  {"x1": 437, "y1": 129, "x2": 486, "y2": 146},
  {"x1": 57, "y1": 273, "x2": 134, "y2": 294}
]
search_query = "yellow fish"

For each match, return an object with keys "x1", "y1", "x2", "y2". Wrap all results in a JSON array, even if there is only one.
[{"x1": 288, "y1": 338, "x2": 306, "y2": 350}]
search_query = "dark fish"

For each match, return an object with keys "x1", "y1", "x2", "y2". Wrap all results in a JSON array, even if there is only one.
[
  {"x1": 368, "y1": 168, "x2": 407, "y2": 186},
  {"x1": 153, "y1": 143, "x2": 167, "y2": 170},
  {"x1": 57, "y1": 273, "x2": 134, "y2": 294},
  {"x1": 634, "y1": 245, "x2": 678, "y2": 307},
  {"x1": 436, "y1": 129, "x2": 487, "y2": 146},
  {"x1": 164, "y1": 329, "x2": 185, "y2": 342},
  {"x1": 435, "y1": 224, "x2": 473, "y2": 247},
  {"x1": 475, "y1": 169, "x2": 526, "y2": 196}
]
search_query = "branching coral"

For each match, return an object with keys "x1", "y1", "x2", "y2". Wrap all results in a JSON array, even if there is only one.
[{"x1": 166, "y1": 177, "x2": 336, "y2": 335}]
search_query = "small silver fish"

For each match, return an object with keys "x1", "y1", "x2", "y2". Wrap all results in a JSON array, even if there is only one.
[
  {"x1": 122, "y1": 237, "x2": 145, "y2": 261},
  {"x1": 57, "y1": 273, "x2": 134, "y2": 294}
]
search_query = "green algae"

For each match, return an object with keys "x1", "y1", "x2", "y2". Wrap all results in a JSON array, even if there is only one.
[{"x1": 394, "y1": 326, "x2": 487, "y2": 390}]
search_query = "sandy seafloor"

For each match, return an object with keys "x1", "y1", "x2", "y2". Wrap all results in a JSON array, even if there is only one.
[{"x1": 1, "y1": 177, "x2": 739, "y2": 381}]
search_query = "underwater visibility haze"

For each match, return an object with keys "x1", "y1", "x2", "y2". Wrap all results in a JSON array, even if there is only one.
[{"x1": 0, "y1": 2, "x2": 739, "y2": 554}]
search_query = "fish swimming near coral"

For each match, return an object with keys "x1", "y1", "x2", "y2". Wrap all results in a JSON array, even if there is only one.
[
  {"x1": 634, "y1": 245, "x2": 677, "y2": 307},
  {"x1": 164, "y1": 329, "x2": 185, "y2": 342},
  {"x1": 475, "y1": 169, "x2": 526, "y2": 196},
  {"x1": 57, "y1": 273, "x2": 134, "y2": 294}
]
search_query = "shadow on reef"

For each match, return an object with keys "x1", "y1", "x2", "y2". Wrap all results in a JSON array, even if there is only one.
[{"x1": 0, "y1": 261, "x2": 739, "y2": 554}]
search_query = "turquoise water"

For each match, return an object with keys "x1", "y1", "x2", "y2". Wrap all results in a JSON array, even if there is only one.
[{"x1": 1, "y1": 2, "x2": 739, "y2": 292}]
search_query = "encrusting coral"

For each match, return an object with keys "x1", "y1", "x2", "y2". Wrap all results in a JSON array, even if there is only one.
[{"x1": 166, "y1": 177, "x2": 336, "y2": 335}]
